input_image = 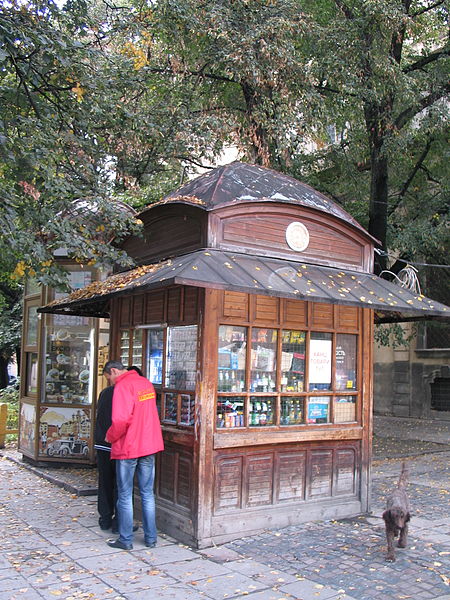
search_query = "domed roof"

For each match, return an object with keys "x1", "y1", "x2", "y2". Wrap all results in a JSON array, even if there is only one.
[{"x1": 154, "y1": 161, "x2": 368, "y2": 237}]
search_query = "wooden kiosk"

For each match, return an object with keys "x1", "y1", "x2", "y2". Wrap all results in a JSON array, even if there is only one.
[{"x1": 39, "y1": 162, "x2": 449, "y2": 547}]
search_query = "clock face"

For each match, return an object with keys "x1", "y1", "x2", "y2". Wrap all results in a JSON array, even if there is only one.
[{"x1": 286, "y1": 221, "x2": 310, "y2": 252}]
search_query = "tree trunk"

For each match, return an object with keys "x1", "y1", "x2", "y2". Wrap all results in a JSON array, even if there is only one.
[
  {"x1": 365, "y1": 101, "x2": 392, "y2": 273},
  {"x1": 0, "y1": 357, "x2": 9, "y2": 390}
]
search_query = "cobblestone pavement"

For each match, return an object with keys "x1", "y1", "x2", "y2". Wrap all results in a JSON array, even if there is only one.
[{"x1": 1, "y1": 417, "x2": 449, "y2": 600}]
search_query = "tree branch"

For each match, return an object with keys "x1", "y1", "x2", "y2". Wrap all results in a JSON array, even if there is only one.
[
  {"x1": 333, "y1": 0, "x2": 355, "y2": 20},
  {"x1": 403, "y1": 44, "x2": 450, "y2": 73},
  {"x1": 394, "y1": 83, "x2": 450, "y2": 130},
  {"x1": 411, "y1": 0, "x2": 445, "y2": 17},
  {"x1": 389, "y1": 139, "x2": 432, "y2": 214}
]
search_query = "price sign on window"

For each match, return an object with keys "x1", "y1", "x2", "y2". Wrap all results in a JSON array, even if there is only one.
[{"x1": 309, "y1": 339, "x2": 332, "y2": 385}]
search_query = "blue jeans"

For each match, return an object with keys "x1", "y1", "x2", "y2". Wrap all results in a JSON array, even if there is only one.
[{"x1": 116, "y1": 454, "x2": 157, "y2": 546}]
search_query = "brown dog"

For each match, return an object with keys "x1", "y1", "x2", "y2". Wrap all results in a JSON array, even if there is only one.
[{"x1": 382, "y1": 461, "x2": 411, "y2": 562}]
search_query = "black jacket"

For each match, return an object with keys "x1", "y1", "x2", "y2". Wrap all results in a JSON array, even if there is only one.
[{"x1": 94, "y1": 386, "x2": 113, "y2": 451}]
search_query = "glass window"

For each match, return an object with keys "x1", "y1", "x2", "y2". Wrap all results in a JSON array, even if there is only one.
[
  {"x1": 25, "y1": 305, "x2": 39, "y2": 347},
  {"x1": 218, "y1": 326, "x2": 246, "y2": 392},
  {"x1": 307, "y1": 396, "x2": 331, "y2": 424},
  {"x1": 146, "y1": 329, "x2": 164, "y2": 385},
  {"x1": 280, "y1": 396, "x2": 304, "y2": 425},
  {"x1": 25, "y1": 352, "x2": 38, "y2": 396},
  {"x1": 309, "y1": 333, "x2": 332, "y2": 391},
  {"x1": 165, "y1": 325, "x2": 197, "y2": 390},
  {"x1": 334, "y1": 396, "x2": 356, "y2": 423},
  {"x1": 119, "y1": 330, "x2": 130, "y2": 366},
  {"x1": 251, "y1": 328, "x2": 277, "y2": 392},
  {"x1": 281, "y1": 330, "x2": 305, "y2": 392},
  {"x1": 335, "y1": 334, "x2": 357, "y2": 391},
  {"x1": 131, "y1": 329, "x2": 143, "y2": 370},
  {"x1": 249, "y1": 396, "x2": 275, "y2": 426},
  {"x1": 216, "y1": 396, "x2": 245, "y2": 429},
  {"x1": 25, "y1": 277, "x2": 40, "y2": 297},
  {"x1": 44, "y1": 320, "x2": 93, "y2": 404}
]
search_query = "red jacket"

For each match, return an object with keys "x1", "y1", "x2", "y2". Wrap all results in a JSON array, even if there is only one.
[{"x1": 106, "y1": 370, "x2": 164, "y2": 460}]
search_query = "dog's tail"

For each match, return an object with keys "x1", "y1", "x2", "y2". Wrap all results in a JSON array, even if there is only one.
[{"x1": 397, "y1": 461, "x2": 409, "y2": 488}]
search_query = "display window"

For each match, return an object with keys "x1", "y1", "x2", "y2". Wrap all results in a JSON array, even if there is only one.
[
  {"x1": 122, "y1": 325, "x2": 198, "y2": 429},
  {"x1": 249, "y1": 396, "x2": 275, "y2": 426},
  {"x1": 25, "y1": 352, "x2": 38, "y2": 396},
  {"x1": 216, "y1": 396, "x2": 245, "y2": 429},
  {"x1": 44, "y1": 319, "x2": 94, "y2": 404},
  {"x1": 251, "y1": 328, "x2": 277, "y2": 392},
  {"x1": 218, "y1": 325, "x2": 246, "y2": 392},
  {"x1": 119, "y1": 330, "x2": 130, "y2": 366},
  {"x1": 309, "y1": 332, "x2": 332, "y2": 391},
  {"x1": 335, "y1": 334, "x2": 357, "y2": 390},
  {"x1": 25, "y1": 305, "x2": 39, "y2": 347},
  {"x1": 146, "y1": 328, "x2": 164, "y2": 385},
  {"x1": 307, "y1": 396, "x2": 331, "y2": 424},
  {"x1": 131, "y1": 329, "x2": 143, "y2": 369},
  {"x1": 280, "y1": 396, "x2": 304, "y2": 425},
  {"x1": 165, "y1": 325, "x2": 197, "y2": 390},
  {"x1": 216, "y1": 324, "x2": 359, "y2": 430},
  {"x1": 281, "y1": 330, "x2": 305, "y2": 392}
]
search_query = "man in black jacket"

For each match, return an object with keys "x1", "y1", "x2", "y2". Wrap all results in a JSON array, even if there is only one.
[{"x1": 94, "y1": 382, "x2": 117, "y2": 531}]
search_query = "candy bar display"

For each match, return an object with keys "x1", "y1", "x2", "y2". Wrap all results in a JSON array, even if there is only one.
[
  {"x1": 180, "y1": 394, "x2": 195, "y2": 426},
  {"x1": 216, "y1": 396, "x2": 245, "y2": 429}
]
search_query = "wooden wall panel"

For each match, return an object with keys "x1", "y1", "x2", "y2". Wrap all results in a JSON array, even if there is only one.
[
  {"x1": 334, "y1": 449, "x2": 356, "y2": 496},
  {"x1": 311, "y1": 303, "x2": 334, "y2": 329},
  {"x1": 145, "y1": 291, "x2": 165, "y2": 323},
  {"x1": 308, "y1": 450, "x2": 333, "y2": 498},
  {"x1": 177, "y1": 455, "x2": 193, "y2": 509},
  {"x1": 120, "y1": 297, "x2": 131, "y2": 327},
  {"x1": 254, "y1": 296, "x2": 279, "y2": 324},
  {"x1": 223, "y1": 291, "x2": 249, "y2": 320},
  {"x1": 133, "y1": 294, "x2": 145, "y2": 325},
  {"x1": 167, "y1": 288, "x2": 182, "y2": 322},
  {"x1": 275, "y1": 451, "x2": 306, "y2": 502},
  {"x1": 246, "y1": 454, "x2": 273, "y2": 507},
  {"x1": 336, "y1": 306, "x2": 359, "y2": 331},
  {"x1": 213, "y1": 443, "x2": 358, "y2": 514},
  {"x1": 184, "y1": 287, "x2": 199, "y2": 323},
  {"x1": 214, "y1": 456, "x2": 243, "y2": 511},
  {"x1": 283, "y1": 299, "x2": 307, "y2": 328},
  {"x1": 158, "y1": 450, "x2": 176, "y2": 502},
  {"x1": 218, "y1": 207, "x2": 369, "y2": 271}
]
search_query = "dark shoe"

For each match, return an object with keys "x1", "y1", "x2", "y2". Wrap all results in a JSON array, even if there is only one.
[
  {"x1": 107, "y1": 539, "x2": 133, "y2": 550},
  {"x1": 99, "y1": 519, "x2": 112, "y2": 531},
  {"x1": 145, "y1": 541, "x2": 156, "y2": 548},
  {"x1": 112, "y1": 524, "x2": 139, "y2": 534}
]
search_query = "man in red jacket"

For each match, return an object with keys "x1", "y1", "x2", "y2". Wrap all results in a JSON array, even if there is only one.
[{"x1": 104, "y1": 360, "x2": 164, "y2": 550}]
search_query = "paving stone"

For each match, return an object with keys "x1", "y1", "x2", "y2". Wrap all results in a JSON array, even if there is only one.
[
  {"x1": 0, "y1": 588, "x2": 43, "y2": 600},
  {"x1": 136, "y1": 543, "x2": 199, "y2": 565},
  {"x1": 98, "y1": 568, "x2": 178, "y2": 594},
  {"x1": 35, "y1": 575, "x2": 119, "y2": 599},
  {"x1": 121, "y1": 583, "x2": 210, "y2": 600},
  {"x1": 279, "y1": 579, "x2": 347, "y2": 599},
  {"x1": 157, "y1": 557, "x2": 230, "y2": 581},
  {"x1": 199, "y1": 546, "x2": 243, "y2": 563},
  {"x1": 185, "y1": 571, "x2": 267, "y2": 599},
  {"x1": 76, "y1": 550, "x2": 149, "y2": 574}
]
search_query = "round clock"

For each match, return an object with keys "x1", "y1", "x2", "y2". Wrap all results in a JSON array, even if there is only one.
[{"x1": 285, "y1": 221, "x2": 310, "y2": 252}]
